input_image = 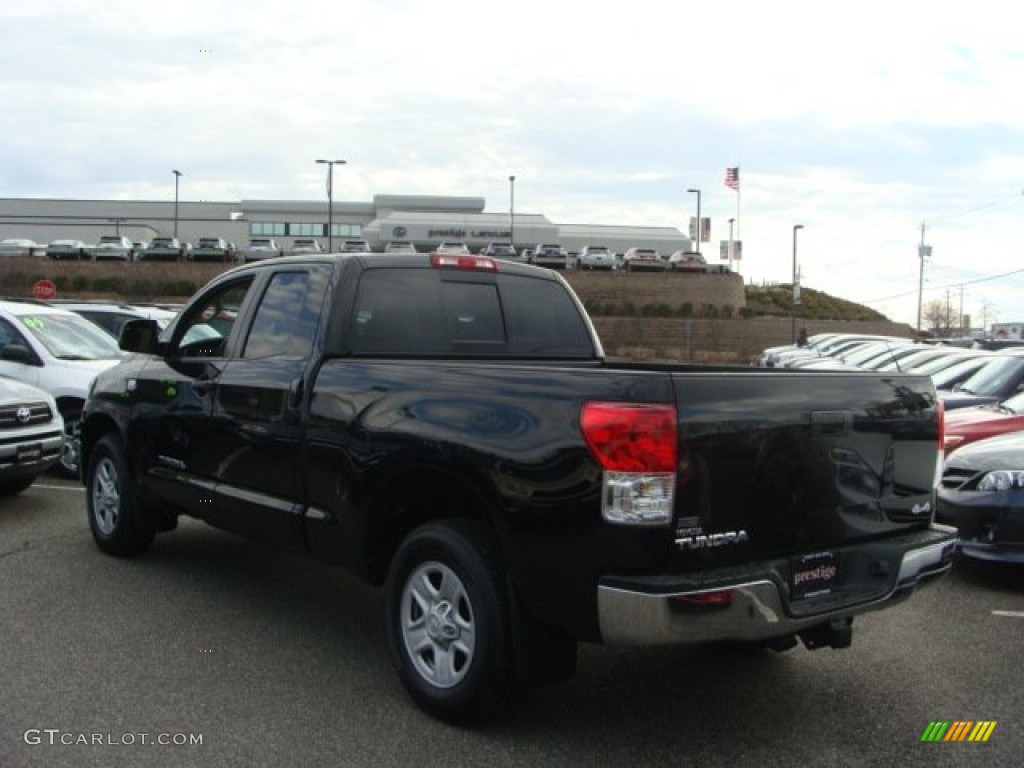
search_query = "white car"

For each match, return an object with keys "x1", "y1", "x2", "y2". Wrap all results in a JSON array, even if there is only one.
[
  {"x1": 577, "y1": 245, "x2": 617, "y2": 271},
  {"x1": 622, "y1": 247, "x2": 667, "y2": 272},
  {"x1": 435, "y1": 241, "x2": 470, "y2": 255},
  {"x1": 0, "y1": 376, "x2": 64, "y2": 495},
  {"x1": 89, "y1": 235, "x2": 136, "y2": 261},
  {"x1": 239, "y1": 238, "x2": 282, "y2": 262},
  {"x1": 290, "y1": 238, "x2": 324, "y2": 254},
  {"x1": 340, "y1": 239, "x2": 372, "y2": 253},
  {"x1": 0, "y1": 238, "x2": 45, "y2": 257},
  {"x1": 0, "y1": 299, "x2": 124, "y2": 475},
  {"x1": 667, "y1": 251, "x2": 709, "y2": 272},
  {"x1": 53, "y1": 302, "x2": 178, "y2": 341},
  {"x1": 384, "y1": 240, "x2": 418, "y2": 254}
]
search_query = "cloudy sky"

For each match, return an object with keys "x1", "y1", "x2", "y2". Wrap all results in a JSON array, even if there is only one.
[{"x1": 2, "y1": 0, "x2": 1022, "y2": 329}]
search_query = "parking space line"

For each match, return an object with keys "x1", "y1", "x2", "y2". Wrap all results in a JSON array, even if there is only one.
[
  {"x1": 992, "y1": 610, "x2": 1024, "y2": 618},
  {"x1": 34, "y1": 483, "x2": 84, "y2": 492}
]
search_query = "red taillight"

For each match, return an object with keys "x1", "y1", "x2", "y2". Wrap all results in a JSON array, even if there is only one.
[
  {"x1": 670, "y1": 589, "x2": 735, "y2": 609},
  {"x1": 580, "y1": 402, "x2": 677, "y2": 472},
  {"x1": 429, "y1": 253, "x2": 499, "y2": 271}
]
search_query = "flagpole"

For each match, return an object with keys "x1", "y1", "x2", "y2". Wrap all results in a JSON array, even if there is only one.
[{"x1": 735, "y1": 172, "x2": 741, "y2": 274}]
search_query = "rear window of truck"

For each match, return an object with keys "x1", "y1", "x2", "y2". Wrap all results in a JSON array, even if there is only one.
[{"x1": 348, "y1": 269, "x2": 595, "y2": 358}]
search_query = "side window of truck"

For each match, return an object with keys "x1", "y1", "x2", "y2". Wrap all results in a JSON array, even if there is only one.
[
  {"x1": 175, "y1": 278, "x2": 255, "y2": 358},
  {"x1": 243, "y1": 269, "x2": 326, "y2": 359}
]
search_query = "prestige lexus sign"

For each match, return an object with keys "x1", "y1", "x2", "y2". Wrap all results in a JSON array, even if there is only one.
[{"x1": 427, "y1": 229, "x2": 510, "y2": 239}]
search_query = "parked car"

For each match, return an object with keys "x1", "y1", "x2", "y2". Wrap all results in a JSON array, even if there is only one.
[
  {"x1": 290, "y1": 239, "x2": 323, "y2": 254},
  {"x1": 435, "y1": 241, "x2": 470, "y2": 255},
  {"x1": 937, "y1": 431, "x2": 1024, "y2": 563},
  {"x1": 55, "y1": 302, "x2": 179, "y2": 341},
  {"x1": 943, "y1": 391, "x2": 1024, "y2": 455},
  {"x1": 938, "y1": 354, "x2": 1024, "y2": 410},
  {"x1": 384, "y1": 240, "x2": 418, "y2": 254},
  {"x1": 140, "y1": 236, "x2": 189, "y2": 262},
  {"x1": 45, "y1": 239, "x2": 90, "y2": 261},
  {"x1": 340, "y1": 239, "x2": 372, "y2": 253},
  {"x1": 89, "y1": 235, "x2": 136, "y2": 261},
  {"x1": 667, "y1": 251, "x2": 709, "y2": 272},
  {"x1": 577, "y1": 245, "x2": 617, "y2": 271},
  {"x1": 0, "y1": 299, "x2": 124, "y2": 475},
  {"x1": 190, "y1": 237, "x2": 237, "y2": 263},
  {"x1": 622, "y1": 247, "x2": 667, "y2": 272},
  {"x1": 530, "y1": 243, "x2": 568, "y2": 269},
  {"x1": 0, "y1": 376, "x2": 64, "y2": 495},
  {"x1": 239, "y1": 238, "x2": 282, "y2": 262},
  {"x1": 0, "y1": 239, "x2": 45, "y2": 257},
  {"x1": 481, "y1": 242, "x2": 517, "y2": 260}
]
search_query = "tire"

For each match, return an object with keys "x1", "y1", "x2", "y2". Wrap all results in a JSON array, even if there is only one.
[
  {"x1": 86, "y1": 434, "x2": 155, "y2": 557},
  {"x1": 0, "y1": 477, "x2": 35, "y2": 496},
  {"x1": 56, "y1": 406, "x2": 82, "y2": 478},
  {"x1": 385, "y1": 520, "x2": 516, "y2": 723}
]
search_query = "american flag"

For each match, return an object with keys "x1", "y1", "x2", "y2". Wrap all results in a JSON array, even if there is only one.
[{"x1": 724, "y1": 167, "x2": 739, "y2": 190}]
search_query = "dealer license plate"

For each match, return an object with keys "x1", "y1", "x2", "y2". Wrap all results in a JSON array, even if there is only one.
[
  {"x1": 791, "y1": 551, "x2": 840, "y2": 600},
  {"x1": 16, "y1": 443, "x2": 43, "y2": 465}
]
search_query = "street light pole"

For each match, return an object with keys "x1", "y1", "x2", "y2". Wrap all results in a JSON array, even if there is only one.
[
  {"x1": 687, "y1": 188, "x2": 701, "y2": 254},
  {"x1": 792, "y1": 224, "x2": 804, "y2": 343},
  {"x1": 316, "y1": 159, "x2": 346, "y2": 252},
  {"x1": 172, "y1": 169, "x2": 182, "y2": 238},
  {"x1": 509, "y1": 175, "x2": 516, "y2": 253}
]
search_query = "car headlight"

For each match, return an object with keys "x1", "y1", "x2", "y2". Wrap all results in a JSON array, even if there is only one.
[{"x1": 977, "y1": 470, "x2": 1024, "y2": 491}]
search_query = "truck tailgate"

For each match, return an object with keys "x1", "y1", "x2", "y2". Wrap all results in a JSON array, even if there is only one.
[{"x1": 670, "y1": 371, "x2": 941, "y2": 564}]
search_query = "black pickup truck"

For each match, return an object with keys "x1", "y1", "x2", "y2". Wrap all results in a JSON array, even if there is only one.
[{"x1": 79, "y1": 252, "x2": 957, "y2": 721}]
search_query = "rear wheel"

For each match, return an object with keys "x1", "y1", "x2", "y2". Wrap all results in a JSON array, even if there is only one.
[
  {"x1": 86, "y1": 434, "x2": 155, "y2": 556},
  {"x1": 385, "y1": 520, "x2": 516, "y2": 723}
]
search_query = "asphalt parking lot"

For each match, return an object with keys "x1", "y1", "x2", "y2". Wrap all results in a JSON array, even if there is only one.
[{"x1": 1, "y1": 477, "x2": 1021, "y2": 768}]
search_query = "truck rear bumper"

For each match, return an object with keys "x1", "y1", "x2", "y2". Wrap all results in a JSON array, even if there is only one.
[{"x1": 597, "y1": 524, "x2": 957, "y2": 646}]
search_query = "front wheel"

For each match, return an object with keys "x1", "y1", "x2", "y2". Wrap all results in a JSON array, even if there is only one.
[
  {"x1": 86, "y1": 434, "x2": 155, "y2": 556},
  {"x1": 385, "y1": 520, "x2": 515, "y2": 723}
]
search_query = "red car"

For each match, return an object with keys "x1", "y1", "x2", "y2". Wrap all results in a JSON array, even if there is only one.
[{"x1": 943, "y1": 390, "x2": 1024, "y2": 455}]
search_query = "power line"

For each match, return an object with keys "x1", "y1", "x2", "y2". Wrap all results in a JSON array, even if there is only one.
[{"x1": 867, "y1": 265, "x2": 1024, "y2": 304}]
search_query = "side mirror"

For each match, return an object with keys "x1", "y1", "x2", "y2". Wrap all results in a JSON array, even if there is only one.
[{"x1": 119, "y1": 318, "x2": 161, "y2": 354}]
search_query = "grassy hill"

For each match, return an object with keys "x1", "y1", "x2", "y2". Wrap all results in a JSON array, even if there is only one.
[{"x1": 743, "y1": 284, "x2": 888, "y2": 322}]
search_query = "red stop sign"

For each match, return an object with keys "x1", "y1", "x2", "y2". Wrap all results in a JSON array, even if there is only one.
[{"x1": 33, "y1": 279, "x2": 56, "y2": 301}]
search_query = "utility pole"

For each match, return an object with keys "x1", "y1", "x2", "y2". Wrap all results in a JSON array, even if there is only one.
[{"x1": 916, "y1": 221, "x2": 929, "y2": 335}]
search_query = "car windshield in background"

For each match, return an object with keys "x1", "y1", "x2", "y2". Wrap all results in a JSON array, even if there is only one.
[{"x1": 17, "y1": 313, "x2": 123, "y2": 360}]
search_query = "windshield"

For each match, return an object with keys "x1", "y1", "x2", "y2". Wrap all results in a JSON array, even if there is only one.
[
  {"x1": 18, "y1": 313, "x2": 123, "y2": 360},
  {"x1": 955, "y1": 356, "x2": 1024, "y2": 396}
]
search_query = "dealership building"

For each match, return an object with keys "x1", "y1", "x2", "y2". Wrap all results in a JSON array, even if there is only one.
[{"x1": 0, "y1": 194, "x2": 694, "y2": 257}]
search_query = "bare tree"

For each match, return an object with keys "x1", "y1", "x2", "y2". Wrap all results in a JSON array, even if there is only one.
[{"x1": 924, "y1": 298, "x2": 953, "y2": 337}]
